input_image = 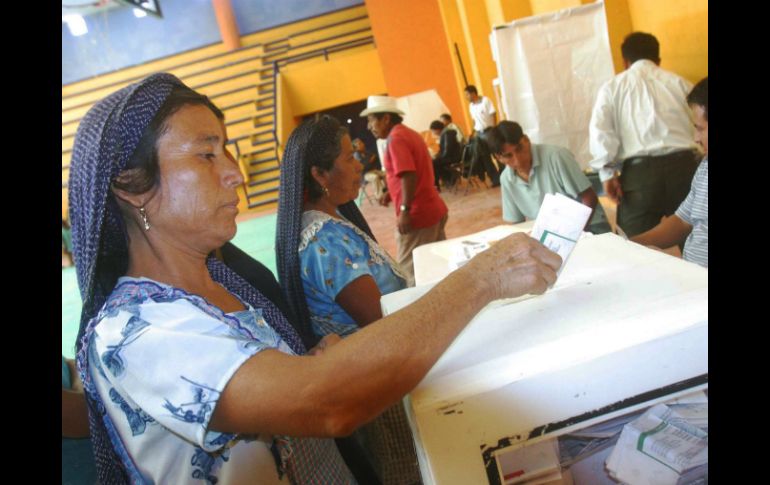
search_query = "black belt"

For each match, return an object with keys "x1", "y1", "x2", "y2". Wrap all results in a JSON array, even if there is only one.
[{"x1": 623, "y1": 149, "x2": 697, "y2": 166}]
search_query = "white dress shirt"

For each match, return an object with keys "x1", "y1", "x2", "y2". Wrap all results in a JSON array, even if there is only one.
[
  {"x1": 588, "y1": 60, "x2": 699, "y2": 182},
  {"x1": 469, "y1": 96, "x2": 496, "y2": 132}
]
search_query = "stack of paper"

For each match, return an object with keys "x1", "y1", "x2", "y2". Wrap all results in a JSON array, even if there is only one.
[
  {"x1": 450, "y1": 239, "x2": 490, "y2": 269},
  {"x1": 605, "y1": 402, "x2": 708, "y2": 484}
]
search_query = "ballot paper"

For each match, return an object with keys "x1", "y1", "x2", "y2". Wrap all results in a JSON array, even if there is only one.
[
  {"x1": 449, "y1": 193, "x2": 591, "y2": 271},
  {"x1": 605, "y1": 402, "x2": 708, "y2": 485},
  {"x1": 451, "y1": 239, "x2": 491, "y2": 269},
  {"x1": 530, "y1": 193, "x2": 592, "y2": 270}
]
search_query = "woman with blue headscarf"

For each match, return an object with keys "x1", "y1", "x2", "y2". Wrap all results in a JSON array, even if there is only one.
[{"x1": 69, "y1": 73, "x2": 561, "y2": 484}]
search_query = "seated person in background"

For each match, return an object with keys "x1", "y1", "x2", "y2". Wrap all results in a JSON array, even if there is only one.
[
  {"x1": 421, "y1": 127, "x2": 441, "y2": 158},
  {"x1": 440, "y1": 113, "x2": 465, "y2": 145},
  {"x1": 487, "y1": 121, "x2": 612, "y2": 234},
  {"x1": 429, "y1": 120, "x2": 463, "y2": 190},
  {"x1": 352, "y1": 137, "x2": 379, "y2": 173},
  {"x1": 68, "y1": 73, "x2": 561, "y2": 483},
  {"x1": 631, "y1": 77, "x2": 708, "y2": 268},
  {"x1": 62, "y1": 356, "x2": 97, "y2": 485},
  {"x1": 277, "y1": 115, "x2": 418, "y2": 484},
  {"x1": 352, "y1": 137, "x2": 387, "y2": 200}
]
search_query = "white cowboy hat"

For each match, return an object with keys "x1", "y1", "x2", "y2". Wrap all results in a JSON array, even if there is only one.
[{"x1": 359, "y1": 95, "x2": 405, "y2": 116}]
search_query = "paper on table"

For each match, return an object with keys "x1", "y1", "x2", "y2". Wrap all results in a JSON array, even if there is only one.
[{"x1": 530, "y1": 193, "x2": 591, "y2": 272}]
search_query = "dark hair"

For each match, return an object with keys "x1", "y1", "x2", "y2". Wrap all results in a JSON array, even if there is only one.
[
  {"x1": 687, "y1": 77, "x2": 708, "y2": 121},
  {"x1": 440, "y1": 113, "x2": 452, "y2": 122},
  {"x1": 276, "y1": 115, "x2": 377, "y2": 348},
  {"x1": 307, "y1": 124, "x2": 348, "y2": 200},
  {"x1": 112, "y1": 86, "x2": 224, "y2": 195},
  {"x1": 486, "y1": 121, "x2": 524, "y2": 154},
  {"x1": 621, "y1": 32, "x2": 660, "y2": 64},
  {"x1": 464, "y1": 85, "x2": 478, "y2": 95},
  {"x1": 372, "y1": 111, "x2": 403, "y2": 125},
  {"x1": 429, "y1": 120, "x2": 445, "y2": 131}
]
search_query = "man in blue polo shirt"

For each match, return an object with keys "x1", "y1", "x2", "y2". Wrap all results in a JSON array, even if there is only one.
[{"x1": 487, "y1": 121, "x2": 611, "y2": 234}]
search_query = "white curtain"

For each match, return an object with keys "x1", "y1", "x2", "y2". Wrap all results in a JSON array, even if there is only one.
[{"x1": 490, "y1": 1, "x2": 614, "y2": 169}]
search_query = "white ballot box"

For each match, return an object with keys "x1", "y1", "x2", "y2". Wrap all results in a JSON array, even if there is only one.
[{"x1": 382, "y1": 230, "x2": 707, "y2": 485}]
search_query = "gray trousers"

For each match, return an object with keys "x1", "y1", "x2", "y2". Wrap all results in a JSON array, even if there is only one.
[
  {"x1": 396, "y1": 213, "x2": 449, "y2": 287},
  {"x1": 618, "y1": 150, "x2": 701, "y2": 239}
]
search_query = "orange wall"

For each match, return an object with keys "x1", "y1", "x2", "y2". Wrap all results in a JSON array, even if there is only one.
[
  {"x1": 436, "y1": 0, "x2": 474, "y2": 135},
  {"x1": 365, "y1": 0, "x2": 466, "y2": 132}
]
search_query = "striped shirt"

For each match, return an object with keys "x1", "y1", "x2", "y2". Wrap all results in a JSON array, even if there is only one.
[{"x1": 676, "y1": 158, "x2": 708, "y2": 267}]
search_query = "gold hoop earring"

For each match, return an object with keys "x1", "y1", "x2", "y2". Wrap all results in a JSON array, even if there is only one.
[
  {"x1": 322, "y1": 186, "x2": 330, "y2": 197},
  {"x1": 139, "y1": 207, "x2": 151, "y2": 231}
]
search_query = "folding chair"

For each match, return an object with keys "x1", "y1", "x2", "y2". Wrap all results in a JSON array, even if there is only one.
[
  {"x1": 459, "y1": 144, "x2": 485, "y2": 195},
  {"x1": 357, "y1": 178, "x2": 375, "y2": 206}
]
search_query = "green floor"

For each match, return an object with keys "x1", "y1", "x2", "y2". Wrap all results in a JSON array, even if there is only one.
[{"x1": 61, "y1": 213, "x2": 279, "y2": 358}]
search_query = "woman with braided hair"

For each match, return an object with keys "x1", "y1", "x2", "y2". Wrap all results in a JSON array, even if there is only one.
[
  {"x1": 276, "y1": 115, "x2": 419, "y2": 484},
  {"x1": 68, "y1": 73, "x2": 561, "y2": 484},
  {"x1": 275, "y1": 115, "x2": 406, "y2": 345}
]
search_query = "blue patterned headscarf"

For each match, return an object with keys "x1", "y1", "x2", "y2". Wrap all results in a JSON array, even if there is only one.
[
  {"x1": 69, "y1": 73, "x2": 182, "y2": 348},
  {"x1": 68, "y1": 72, "x2": 307, "y2": 483}
]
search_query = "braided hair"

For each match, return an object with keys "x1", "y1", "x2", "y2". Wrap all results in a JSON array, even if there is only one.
[{"x1": 276, "y1": 115, "x2": 376, "y2": 348}]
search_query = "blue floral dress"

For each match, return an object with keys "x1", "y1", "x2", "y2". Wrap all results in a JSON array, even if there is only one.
[
  {"x1": 299, "y1": 210, "x2": 407, "y2": 338},
  {"x1": 298, "y1": 211, "x2": 420, "y2": 484},
  {"x1": 84, "y1": 276, "x2": 355, "y2": 485}
]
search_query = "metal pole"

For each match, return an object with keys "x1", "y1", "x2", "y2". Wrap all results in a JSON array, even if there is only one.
[{"x1": 454, "y1": 42, "x2": 469, "y2": 87}]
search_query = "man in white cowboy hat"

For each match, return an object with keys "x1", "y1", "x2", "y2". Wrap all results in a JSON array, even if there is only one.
[{"x1": 362, "y1": 95, "x2": 449, "y2": 287}]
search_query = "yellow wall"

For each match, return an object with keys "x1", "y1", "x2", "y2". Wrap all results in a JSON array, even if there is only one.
[
  {"x1": 274, "y1": 49, "x2": 387, "y2": 154},
  {"x1": 626, "y1": 0, "x2": 707, "y2": 83},
  {"x1": 276, "y1": 72, "x2": 295, "y2": 152},
  {"x1": 281, "y1": 50, "x2": 387, "y2": 117},
  {"x1": 496, "y1": 0, "x2": 533, "y2": 24},
  {"x1": 529, "y1": 0, "x2": 581, "y2": 15},
  {"x1": 456, "y1": 0, "x2": 498, "y2": 107},
  {"x1": 603, "y1": 0, "x2": 634, "y2": 73}
]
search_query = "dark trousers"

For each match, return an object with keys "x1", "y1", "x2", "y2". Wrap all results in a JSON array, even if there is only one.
[
  {"x1": 433, "y1": 158, "x2": 459, "y2": 188},
  {"x1": 470, "y1": 131, "x2": 501, "y2": 185},
  {"x1": 617, "y1": 150, "x2": 701, "y2": 238}
]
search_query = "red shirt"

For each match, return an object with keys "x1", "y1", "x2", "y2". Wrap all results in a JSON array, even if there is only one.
[{"x1": 383, "y1": 124, "x2": 448, "y2": 229}]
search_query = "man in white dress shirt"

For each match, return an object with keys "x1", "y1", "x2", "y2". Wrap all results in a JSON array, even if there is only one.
[
  {"x1": 464, "y1": 85, "x2": 501, "y2": 187},
  {"x1": 588, "y1": 32, "x2": 701, "y2": 238}
]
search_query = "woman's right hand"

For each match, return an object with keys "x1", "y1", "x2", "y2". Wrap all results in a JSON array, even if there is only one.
[
  {"x1": 308, "y1": 333, "x2": 342, "y2": 356},
  {"x1": 461, "y1": 232, "x2": 562, "y2": 301}
]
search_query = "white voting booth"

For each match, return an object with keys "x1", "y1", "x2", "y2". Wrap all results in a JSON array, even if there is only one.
[
  {"x1": 489, "y1": 1, "x2": 614, "y2": 169},
  {"x1": 381, "y1": 226, "x2": 707, "y2": 484}
]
